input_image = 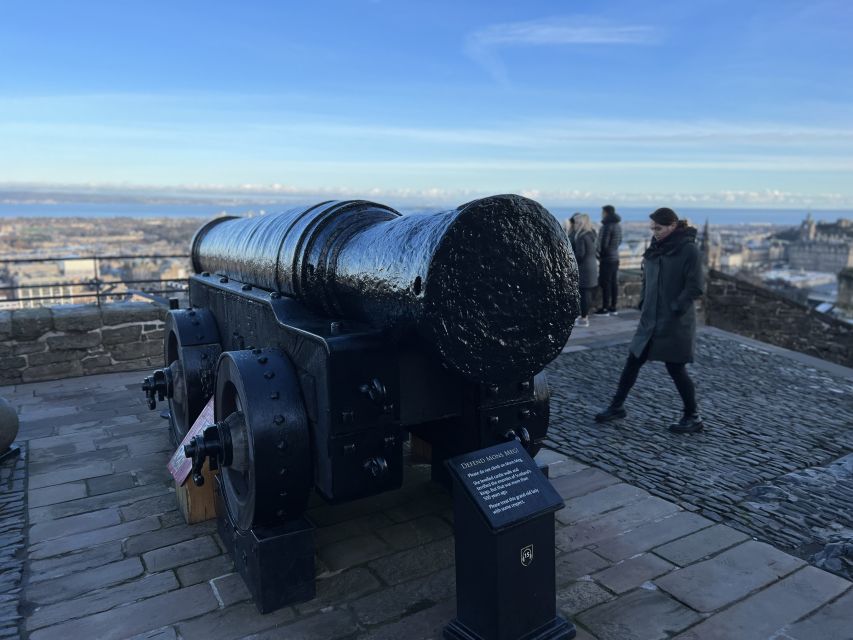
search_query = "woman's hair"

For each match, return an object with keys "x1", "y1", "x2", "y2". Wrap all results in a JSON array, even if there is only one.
[
  {"x1": 571, "y1": 212, "x2": 595, "y2": 235},
  {"x1": 650, "y1": 207, "x2": 678, "y2": 225}
]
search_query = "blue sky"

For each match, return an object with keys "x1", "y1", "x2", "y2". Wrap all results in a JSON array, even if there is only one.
[{"x1": 1, "y1": 0, "x2": 852, "y2": 210}]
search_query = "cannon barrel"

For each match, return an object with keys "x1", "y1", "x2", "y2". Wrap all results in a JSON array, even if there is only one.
[{"x1": 191, "y1": 194, "x2": 579, "y2": 382}]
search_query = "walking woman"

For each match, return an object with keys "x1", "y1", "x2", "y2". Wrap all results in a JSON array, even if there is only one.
[
  {"x1": 568, "y1": 213, "x2": 598, "y2": 327},
  {"x1": 595, "y1": 207, "x2": 705, "y2": 433}
]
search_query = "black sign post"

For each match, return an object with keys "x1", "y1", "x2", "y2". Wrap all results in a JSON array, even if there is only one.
[{"x1": 444, "y1": 441, "x2": 575, "y2": 640}]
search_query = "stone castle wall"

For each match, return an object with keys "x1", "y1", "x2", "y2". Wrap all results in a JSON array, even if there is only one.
[
  {"x1": 705, "y1": 270, "x2": 853, "y2": 367},
  {"x1": 3, "y1": 268, "x2": 848, "y2": 384},
  {"x1": 0, "y1": 302, "x2": 166, "y2": 385}
]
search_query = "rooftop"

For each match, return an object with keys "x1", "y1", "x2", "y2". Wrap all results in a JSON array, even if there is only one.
[{"x1": 1, "y1": 312, "x2": 852, "y2": 639}]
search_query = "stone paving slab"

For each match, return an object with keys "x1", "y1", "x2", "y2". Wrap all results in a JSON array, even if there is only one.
[
  {"x1": 576, "y1": 588, "x2": 702, "y2": 640},
  {"x1": 652, "y1": 522, "x2": 750, "y2": 566},
  {"x1": 776, "y1": 587, "x2": 853, "y2": 640},
  {"x1": 655, "y1": 540, "x2": 806, "y2": 612},
  {"x1": 3, "y1": 359, "x2": 853, "y2": 639}
]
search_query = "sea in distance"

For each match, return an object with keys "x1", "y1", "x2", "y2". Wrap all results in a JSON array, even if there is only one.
[{"x1": 0, "y1": 201, "x2": 848, "y2": 226}]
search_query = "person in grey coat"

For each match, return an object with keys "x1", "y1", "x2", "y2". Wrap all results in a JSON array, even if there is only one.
[
  {"x1": 568, "y1": 213, "x2": 598, "y2": 327},
  {"x1": 595, "y1": 207, "x2": 705, "y2": 433}
]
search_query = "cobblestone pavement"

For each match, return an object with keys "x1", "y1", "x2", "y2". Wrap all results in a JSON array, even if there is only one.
[
  {"x1": 0, "y1": 443, "x2": 26, "y2": 640},
  {"x1": 546, "y1": 329, "x2": 853, "y2": 581}
]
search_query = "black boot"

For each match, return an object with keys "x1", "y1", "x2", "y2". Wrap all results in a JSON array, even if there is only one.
[
  {"x1": 595, "y1": 405, "x2": 627, "y2": 423},
  {"x1": 668, "y1": 413, "x2": 704, "y2": 433}
]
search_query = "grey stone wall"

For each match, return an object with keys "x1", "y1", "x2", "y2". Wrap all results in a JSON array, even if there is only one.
[
  {"x1": 839, "y1": 268, "x2": 853, "y2": 313},
  {"x1": 705, "y1": 269, "x2": 853, "y2": 367},
  {"x1": 0, "y1": 302, "x2": 166, "y2": 385}
]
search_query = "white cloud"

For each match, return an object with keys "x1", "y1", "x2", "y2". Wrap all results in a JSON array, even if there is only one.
[{"x1": 465, "y1": 17, "x2": 659, "y2": 84}]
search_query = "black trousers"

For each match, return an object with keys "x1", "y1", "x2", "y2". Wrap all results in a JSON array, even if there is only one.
[
  {"x1": 599, "y1": 261, "x2": 619, "y2": 310},
  {"x1": 611, "y1": 343, "x2": 697, "y2": 415},
  {"x1": 579, "y1": 287, "x2": 593, "y2": 317}
]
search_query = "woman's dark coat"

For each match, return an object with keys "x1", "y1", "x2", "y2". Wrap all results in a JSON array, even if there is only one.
[
  {"x1": 629, "y1": 223, "x2": 704, "y2": 363},
  {"x1": 597, "y1": 211, "x2": 622, "y2": 262},
  {"x1": 570, "y1": 230, "x2": 598, "y2": 289}
]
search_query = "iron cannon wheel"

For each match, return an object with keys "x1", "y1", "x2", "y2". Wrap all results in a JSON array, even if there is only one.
[
  {"x1": 164, "y1": 309, "x2": 222, "y2": 445},
  {"x1": 214, "y1": 349, "x2": 313, "y2": 531}
]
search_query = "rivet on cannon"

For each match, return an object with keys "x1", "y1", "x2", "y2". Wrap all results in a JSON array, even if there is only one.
[
  {"x1": 220, "y1": 276, "x2": 229, "y2": 283},
  {"x1": 258, "y1": 356, "x2": 268, "y2": 364},
  {"x1": 487, "y1": 384, "x2": 499, "y2": 396},
  {"x1": 252, "y1": 348, "x2": 262, "y2": 355},
  {"x1": 242, "y1": 283, "x2": 252, "y2": 291},
  {"x1": 273, "y1": 415, "x2": 285, "y2": 425},
  {"x1": 270, "y1": 391, "x2": 280, "y2": 400},
  {"x1": 330, "y1": 321, "x2": 341, "y2": 335},
  {"x1": 270, "y1": 291, "x2": 281, "y2": 299},
  {"x1": 264, "y1": 371, "x2": 275, "y2": 379},
  {"x1": 276, "y1": 440, "x2": 286, "y2": 450},
  {"x1": 488, "y1": 415, "x2": 500, "y2": 426},
  {"x1": 519, "y1": 380, "x2": 531, "y2": 391},
  {"x1": 519, "y1": 408, "x2": 531, "y2": 419}
]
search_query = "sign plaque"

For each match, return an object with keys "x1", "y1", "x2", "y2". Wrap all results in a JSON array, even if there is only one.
[
  {"x1": 446, "y1": 440, "x2": 564, "y2": 532},
  {"x1": 168, "y1": 397, "x2": 214, "y2": 485}
]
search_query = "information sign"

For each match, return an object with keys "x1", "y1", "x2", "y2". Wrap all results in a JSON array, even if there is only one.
[{"x1": 446, "y1": 440, "x2": 563, "y2": 531}]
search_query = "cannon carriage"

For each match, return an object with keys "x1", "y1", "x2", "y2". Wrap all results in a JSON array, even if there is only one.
[{"x1": 143, "y1": 194, "x2": 579, "y2": 610}]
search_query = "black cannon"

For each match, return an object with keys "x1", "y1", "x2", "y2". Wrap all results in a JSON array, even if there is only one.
[{"x1": 143, "y1": 194, "x2": 579, "y2": 610}]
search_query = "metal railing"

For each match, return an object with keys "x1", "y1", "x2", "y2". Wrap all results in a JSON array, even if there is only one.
[{"x1": 0, "y1": 254, "x2": 191, "y2": 308}]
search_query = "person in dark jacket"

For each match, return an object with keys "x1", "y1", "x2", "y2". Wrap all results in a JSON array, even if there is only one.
[
  {"x1": 595, "y1": 207, "x2": 705, "y2": 433},
  {"x1": 595, "y1": 204, "x2": 622, "y2": 315},
  {"x1": 568, "y1": 212, "x2": 598, "y2": 327}
]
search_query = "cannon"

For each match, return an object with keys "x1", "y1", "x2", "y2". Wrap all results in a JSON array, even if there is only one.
[{"x1": 143, "y1": 194, "x2": 579, "y2": 610}]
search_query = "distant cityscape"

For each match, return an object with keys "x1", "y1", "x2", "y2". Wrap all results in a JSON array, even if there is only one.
[
  {"x1": 0, "y1": 217, "x2": 200, "y2": 309},
  {"x1": 1, "y1": 211, "x2": 852, "y2": 320}
]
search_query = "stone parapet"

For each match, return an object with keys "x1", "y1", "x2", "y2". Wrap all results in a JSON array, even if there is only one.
[
  {"x1": 705, "y1": 269, "x2": 853, "y2": 367},
  {"x1": 589, "y1": 268, "x2": 643, "y2": 311},
  {"x1": 0, "y1": 302, "x2": 167, "y2": 385}
]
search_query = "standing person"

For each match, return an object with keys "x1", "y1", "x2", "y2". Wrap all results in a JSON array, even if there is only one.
[
  {"x1": 595, "y1": 204, "x2": 623, "y2": 315},
  {"x1": 568, "y1": 213, "x2": 598, "y2": 328},
  {"x1": 594, "y1": 207, "x2": 705, "y2": 433}
]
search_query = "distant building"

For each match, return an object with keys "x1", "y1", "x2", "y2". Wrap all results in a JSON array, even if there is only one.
[
  {"x1": 700, "y1": 220, "x2": 721, "y2": 269},
  {"x1": 785, "y1": 214, "x2": 853, "y2": 273},
  {"x1": 9, "y1": 259, "x2": 98, "y2": 308}
]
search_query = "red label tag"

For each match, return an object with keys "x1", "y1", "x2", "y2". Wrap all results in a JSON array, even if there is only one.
[{"x1": 168, "y1": 397, "x2": 215, "y2": 485}]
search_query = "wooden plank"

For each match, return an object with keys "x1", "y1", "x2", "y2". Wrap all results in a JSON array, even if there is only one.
[{"x1": 175, "y1": 461, "x2": 218, "y2": 524}]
